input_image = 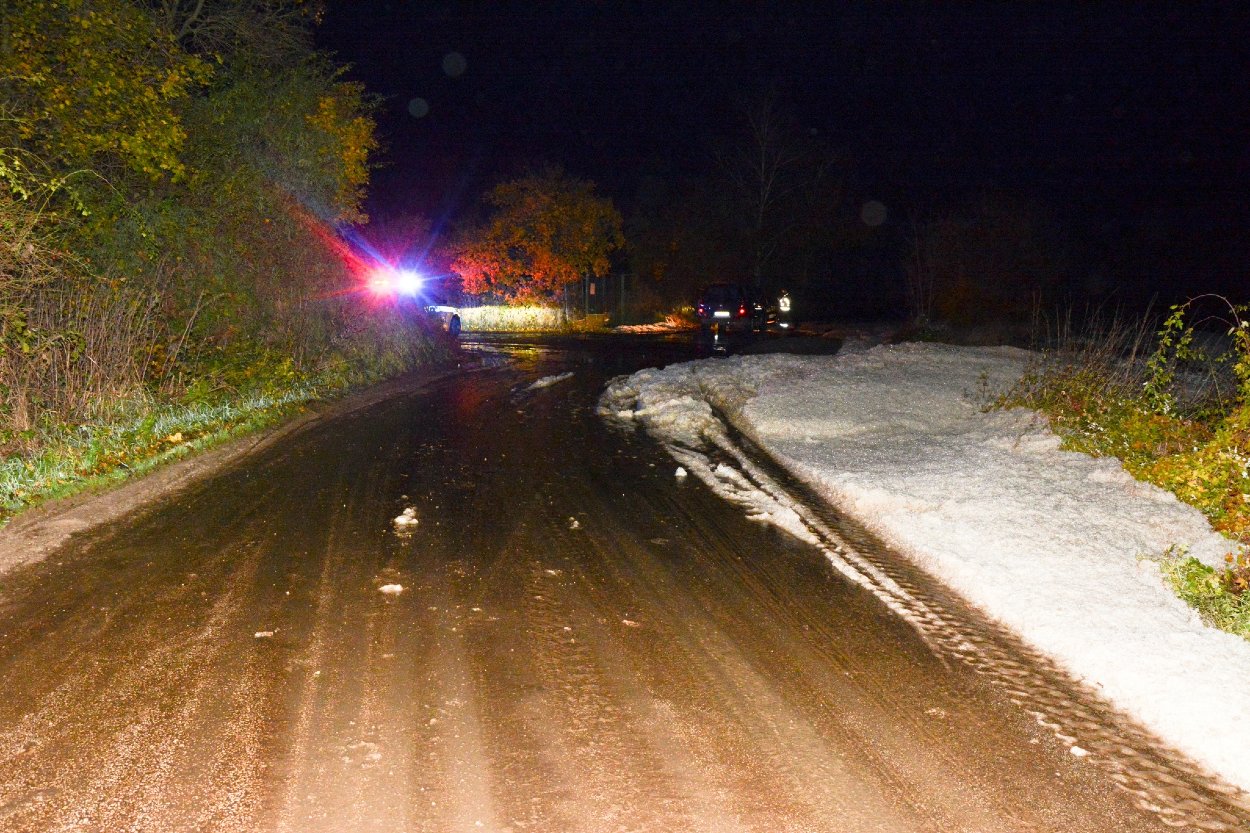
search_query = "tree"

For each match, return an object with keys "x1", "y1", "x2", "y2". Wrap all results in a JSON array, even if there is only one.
[
  {"x1": 449, "y1": 167, "x2": 623, "y2": 303},
  {"x1": 144, "y1": 0, "x2": 320, "y2": 65},
  {"x1": 0, "y1": 0, "x2": 407, "y2": 448},
  {"x1": 0, "y1": 0, "x2": 210, "y2": 182},
  {"x1": 905, "y1": 193, "x2": 1069, "y2": 326},
  {"x1": 625, "y1": 175, "x2": 746, "y2": 309},
  {"x1": 622, "y1": 97, "x2": 844, "y2": 317},
  {"x1": 714, "y1": 93, "x2": 841, "y2": 293}
]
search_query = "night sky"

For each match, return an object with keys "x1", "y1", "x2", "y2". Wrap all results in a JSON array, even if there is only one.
[{"x1": 317, "y1": 1, "x2": 1250, "y2": 305}]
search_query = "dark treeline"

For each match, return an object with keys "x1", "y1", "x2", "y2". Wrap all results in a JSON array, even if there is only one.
[{"x1": 616, "y1": 89, "x2": 1245, "y2": 328}]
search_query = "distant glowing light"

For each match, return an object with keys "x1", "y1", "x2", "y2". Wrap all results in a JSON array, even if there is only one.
[
  {"x1": 367, "y1": 266, "x2": 427, "y2": 300},
  {"x1": 408, "y1": 97, "x2": 430, "y2": 118},
  {"x1": 442, "y1": 52, "x2": 467, "y2": 77}
]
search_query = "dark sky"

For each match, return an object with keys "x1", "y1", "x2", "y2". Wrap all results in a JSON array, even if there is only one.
[{"x1": 317, "y1": 1, "x2": 1250, "y2": 300}]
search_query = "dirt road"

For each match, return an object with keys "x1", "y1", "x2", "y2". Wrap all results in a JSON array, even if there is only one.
[{"x1": 0, "y1": 337, "x2": 1240, "y2": 832}]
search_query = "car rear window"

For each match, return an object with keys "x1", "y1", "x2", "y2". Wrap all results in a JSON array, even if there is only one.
[{"x1": 702, "y1": 284, "x2": 737, "y2": 303}]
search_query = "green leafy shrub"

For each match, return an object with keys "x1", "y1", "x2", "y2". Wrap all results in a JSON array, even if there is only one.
[
  {"x1": 1160, "y1": 549, "x2": 1250, "y2": 639},
  {"x1": 1000, "y1": 299, "x2": 1250, "y2": 638}
]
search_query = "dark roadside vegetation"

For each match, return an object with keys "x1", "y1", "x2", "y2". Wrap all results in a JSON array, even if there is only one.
[
  {"x1": 0, "y1": 2, "x2": 451, "y2": 520},
  {"x1": 991, "y1": 299, "x2": 1250, "y2": 640}
]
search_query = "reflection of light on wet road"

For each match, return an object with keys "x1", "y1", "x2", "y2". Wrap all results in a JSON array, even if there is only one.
[{"x1": 456, "y1": 338, "x2": 556, "y2": 365}]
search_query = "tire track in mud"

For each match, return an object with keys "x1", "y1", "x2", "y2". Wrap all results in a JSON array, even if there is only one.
[
  {"x1": 269, "y1": 452, "x2": 428, "y2": 833},
  {"x1": 558, "y1": 513, "x2": 933, "y2": 833},
  {"x1": 561, "y1": 468, "x2": 1115, "y2": 833},
  {"x1": 269, "y1": 497, "x2": 362, "y2": 833},
  {"x1": 515, "y1": 553, "x2": 680, "y2": 832},
  {"x1": 690, "y1": 415, "x2": 1250, "y2": 832},
  {"x1": 269, "y1": 420, "x2": 501, "y2": 833},
  {"x1": 0, "y1": 511, "x2": 278, "y2": 833},
  {"x1": 406, "y1": 573, "x2": 503, "y2": 833}
]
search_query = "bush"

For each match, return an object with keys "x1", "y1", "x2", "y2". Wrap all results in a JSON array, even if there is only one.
[
  {"x1": 457, "y1": 305, "x2": 566, "y2": 332},
  {"x1": 1001, "y1": 299, "x2": 1249, "y2": 539},
  {"x1": 0, "y1": 2, "x2": 461, "y2": 522},
  {"x1": 999, "y1": 299, "x2": 1250, "y2": 638},
  {"x1": 1160, "y1": 549, "x2": 1250, "y2": 639},
  {"x1": 0, "y1": 196, "x2": 164, "y2": 444}
]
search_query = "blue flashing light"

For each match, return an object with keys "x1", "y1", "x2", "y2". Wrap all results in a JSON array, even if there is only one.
[{"x1": 395, "y1": 269, "x2": 423, "y2": 297}]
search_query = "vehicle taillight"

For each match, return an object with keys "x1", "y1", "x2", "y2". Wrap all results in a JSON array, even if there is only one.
[{"x1": 737, "y1": 304, "x2": 747, "y2": 317}]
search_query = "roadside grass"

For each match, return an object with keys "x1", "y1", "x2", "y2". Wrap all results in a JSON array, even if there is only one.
[
  {"x1": 995, "y1": 298, "x2": 1250, "y2": 638},
  {"x1": 0, "y1": 327, "x2": 452, "y2": 524},
  {"x1": 0, "y1": 381, "x2": 318, "y2": 522}
]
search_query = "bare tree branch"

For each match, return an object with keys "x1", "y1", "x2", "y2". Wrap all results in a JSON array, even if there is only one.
[
  {"x1": 142, "y1": 0, "x2": 319, "y2": 65},
  {"x1": 715, "y1": 92, "x2": 839, "y2": 289}
]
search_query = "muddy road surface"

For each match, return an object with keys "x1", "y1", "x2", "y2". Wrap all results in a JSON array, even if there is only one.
[{"x1": 0, "y1": 335, "x2": 1242, "y2": 832}]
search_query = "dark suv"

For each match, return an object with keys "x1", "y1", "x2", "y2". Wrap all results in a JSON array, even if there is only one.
[{"x1": 695, "y1": 283, "x2": 766, "y2": 333}]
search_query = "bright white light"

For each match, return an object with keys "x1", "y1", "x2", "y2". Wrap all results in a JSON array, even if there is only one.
[{"x1": 395, "y1": 270, "x2": 423, "y2": 296}]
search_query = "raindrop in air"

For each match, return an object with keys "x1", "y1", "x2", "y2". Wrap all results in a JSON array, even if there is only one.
[
  {"x1": 860, "y1": 200, "x2": 888, "y2": 227},
  {"x1": 442, "y1": 51, "x2": 467, "y2": 77},
  {"x1": 407, "y1": 97, "x2": 430, "y2": 118}
]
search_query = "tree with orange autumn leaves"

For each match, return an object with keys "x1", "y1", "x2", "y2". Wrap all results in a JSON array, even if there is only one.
[{"x1": 450, "y1": 167, "x2": 624, "y2": 304}]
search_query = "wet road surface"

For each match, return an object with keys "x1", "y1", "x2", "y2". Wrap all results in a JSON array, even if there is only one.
[{"x1": 0, "y1": 335, "x2": 1244, "y2": 832}]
